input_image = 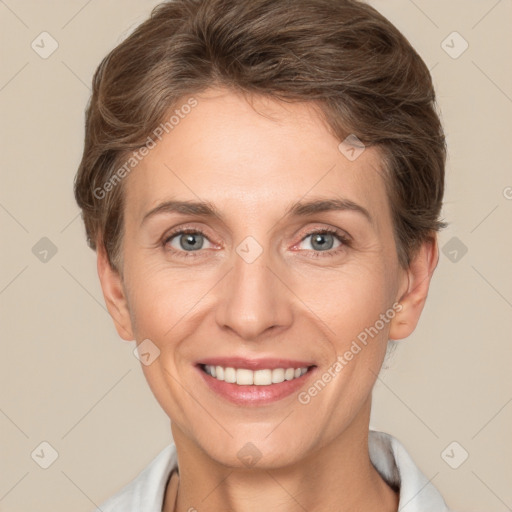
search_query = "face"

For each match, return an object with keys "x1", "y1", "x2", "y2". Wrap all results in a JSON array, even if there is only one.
[{"x1": 98, "y1": 86, "x2": 436, "y2": 469}]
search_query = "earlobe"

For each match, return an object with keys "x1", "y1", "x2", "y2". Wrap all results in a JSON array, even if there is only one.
[
  {"x1": 388, "y1": 235, "x2": 439, "y2": 341},
  {"x1": 96, "y1": 244, "x2": 134, "y2": 341}
]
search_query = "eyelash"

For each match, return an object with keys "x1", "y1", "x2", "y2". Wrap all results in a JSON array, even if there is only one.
[{"x1": 162, "y1": 226, "x2": 351, "y2": 260}]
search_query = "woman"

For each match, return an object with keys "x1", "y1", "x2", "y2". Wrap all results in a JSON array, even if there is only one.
[{"x1": 74, "y1": 0, "x2": 453, "y2": 510}]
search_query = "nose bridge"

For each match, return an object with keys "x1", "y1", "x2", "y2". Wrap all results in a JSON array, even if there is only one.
[{"x1": 214, "y1": 238, "x2": 292, "y2": 340}]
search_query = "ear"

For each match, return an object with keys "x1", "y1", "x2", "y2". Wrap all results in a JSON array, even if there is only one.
[
  {"x1": 96, "y1": 243, "x2": 134, "y2": 341},
  {"x1": 388, "y1": 235, "x2": 439, "y2": 341}
]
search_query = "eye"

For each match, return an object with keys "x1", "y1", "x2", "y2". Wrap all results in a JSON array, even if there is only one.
[
  {"x1": 163, "y1": 228, "x2": 214, "y2": 258},
  {"x1": 296, "y1": 228, "x2": 350, "y2": 258},
  {"x1": 162, "y1": 226, "x2": 350, "y2": 260}
]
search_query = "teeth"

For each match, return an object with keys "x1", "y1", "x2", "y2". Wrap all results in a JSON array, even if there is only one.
[
  {"x1": 237, "y1": 368, "x2": 254, "y2": 385},
  {"x1": 285, "y1": 368, "x2": 295, "y2": 380},
  {"x1": 203, "y1": 365, "x2": 310, "y2": 386},
  {"x1": 224, "y1": 367, "x2": 236, "y2": 383},
  {"x1": 271, "y1": 368, "x2": 285, "y2": 383}
]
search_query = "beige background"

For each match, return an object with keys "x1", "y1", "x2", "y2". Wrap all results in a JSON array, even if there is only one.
[{"x1": 1, "y1": 0, "x2": 511, "y2": 511}]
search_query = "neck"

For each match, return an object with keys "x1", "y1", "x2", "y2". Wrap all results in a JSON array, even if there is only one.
[{"x1": 165, "y1": 400, "x2": 398, "y2": 512}]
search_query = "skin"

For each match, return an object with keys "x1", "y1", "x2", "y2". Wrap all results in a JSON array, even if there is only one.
[{"x1": 97, "y1": 86, "x2": 439, "y2": 512}]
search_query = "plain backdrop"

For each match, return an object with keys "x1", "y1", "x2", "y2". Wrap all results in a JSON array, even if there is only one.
[{"x1": 1, "y1": 1, "x2": 511, "y2": 511}]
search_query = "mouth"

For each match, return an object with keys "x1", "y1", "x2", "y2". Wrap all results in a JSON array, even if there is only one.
[
  {"x1": 199, "y1": 363, "x2": 313, "y2": 386},
  {"x1": 195, "y1": 358, "x2": 317, "y2": 406}
]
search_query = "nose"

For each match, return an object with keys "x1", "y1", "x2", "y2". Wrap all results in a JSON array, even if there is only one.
[{"x1": 214, "y1": 246, "x2": 294, "y2": 342}]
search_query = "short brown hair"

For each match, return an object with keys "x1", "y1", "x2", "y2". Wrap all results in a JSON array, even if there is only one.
[{"x1": 74, "y1": 0, "x2": 447, "y2": 271}]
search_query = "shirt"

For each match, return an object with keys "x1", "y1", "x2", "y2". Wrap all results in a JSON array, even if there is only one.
[{"x1": 93, "y1": 429, "x2": 452, "y2": 512}]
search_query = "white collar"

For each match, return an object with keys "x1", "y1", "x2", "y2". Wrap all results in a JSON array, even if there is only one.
[{"x1": 96, "y1": 429, "x2": 451, "y2": 512}]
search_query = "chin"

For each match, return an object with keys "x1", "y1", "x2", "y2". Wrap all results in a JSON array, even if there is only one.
[{"x1": 196, "y1": 430, "x2": 310, "y2": 470}]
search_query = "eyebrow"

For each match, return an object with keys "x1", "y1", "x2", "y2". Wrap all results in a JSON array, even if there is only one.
[{"x1": 140, "y1": 197, "x2": 373, "y2": 227}]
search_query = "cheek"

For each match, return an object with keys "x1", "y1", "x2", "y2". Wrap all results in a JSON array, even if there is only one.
[
  {"x1": 294, "y1": 261, "x2": 394, "y2": 336},
  {"x1": 124, "y1": 256, "x2": 214, "y2": 344},
  {"x1": 297, "y1": 264, "x2": 396, "y2": 406},
  {"x1": 125, "y1": 263, "x2": 206, "y2": 424}
]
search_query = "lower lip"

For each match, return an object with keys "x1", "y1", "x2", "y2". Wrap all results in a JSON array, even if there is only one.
[{"x1": 196, "y1": 365, "x2": 317, "y2": 406}]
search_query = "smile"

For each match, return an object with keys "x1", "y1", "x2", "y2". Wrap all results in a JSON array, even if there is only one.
[{"x1": 201, "y1": 364, "x2": 310, "y2": 386}]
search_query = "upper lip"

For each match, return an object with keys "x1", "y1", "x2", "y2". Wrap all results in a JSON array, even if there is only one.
[{"x1": 197, "y1": 357, "x2": 316, "y2": 370}]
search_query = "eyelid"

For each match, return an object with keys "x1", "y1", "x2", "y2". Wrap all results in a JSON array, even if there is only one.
[
  {"x1": 162, "y1": 226, "x2": 218, "y2": 249},
  {"x1": 293, "y1": 225, "x2": 351, "y2": 246}
]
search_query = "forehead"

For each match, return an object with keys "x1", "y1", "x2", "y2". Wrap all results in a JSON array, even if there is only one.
[{"x1": 123, "y1": 87, "x2": 390, "y2": 229}]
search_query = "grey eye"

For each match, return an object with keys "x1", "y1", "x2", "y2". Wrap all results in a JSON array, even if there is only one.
[
  {"x1": 301, "y1": 232, "x2": 341, "y2": 252},
  {"x1": 167, "y1": 231, "x2": 212, "y2": 252}
]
